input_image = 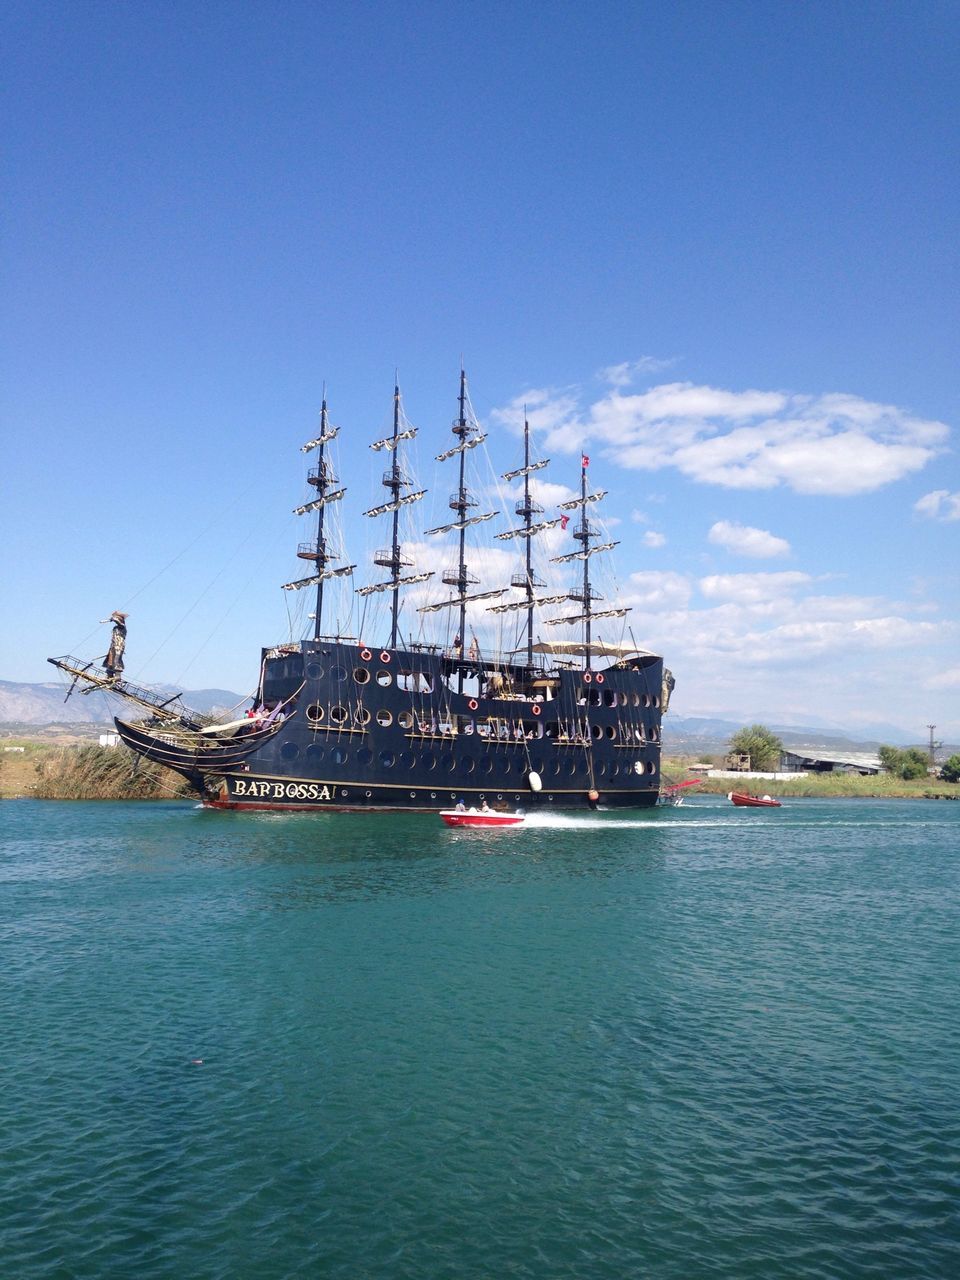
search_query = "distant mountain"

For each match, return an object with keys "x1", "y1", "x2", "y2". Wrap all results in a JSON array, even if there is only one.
[
  {"x1": 662, "y1": 713, "x2": 919, "y2": 756},
  {"x1": 0, "y1": 679, "x2": 244, "y2": 727}
]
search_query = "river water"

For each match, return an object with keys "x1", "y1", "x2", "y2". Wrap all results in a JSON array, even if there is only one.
[{"x1": 2, "y1": 797, "x2": 958, "y2": 1278}]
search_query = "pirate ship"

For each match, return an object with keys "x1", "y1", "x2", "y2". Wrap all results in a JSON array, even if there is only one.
[{"x1": 49, "y1": 372, "x2": 672, "y2": 811}]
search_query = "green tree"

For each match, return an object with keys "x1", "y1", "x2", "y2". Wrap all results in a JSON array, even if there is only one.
[
  {"x1": 728, "y1": 724, "x2": 784, "y2": 771},
  {"x1": 940, "y1": 754, "x2": 960, "y2": 783},
  {"x1": 879, "y1": 745, "x2": 929, "y2": 780}
]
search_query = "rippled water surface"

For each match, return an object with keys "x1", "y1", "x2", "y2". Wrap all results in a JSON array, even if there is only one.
[{"x1": 2, "y1": 797, "x2": 959, "y2": 1278}]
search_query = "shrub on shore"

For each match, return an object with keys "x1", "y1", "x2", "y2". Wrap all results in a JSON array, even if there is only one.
[{"x1": 34, "y1": 743, "x2": 192, "y2": 800}]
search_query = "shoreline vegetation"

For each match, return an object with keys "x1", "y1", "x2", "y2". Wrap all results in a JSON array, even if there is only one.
[
  {"x1": 0, "y1": 738, "x2": 956, "y2": 802},
  {"x1": 4, "y1": 742, "x2": 191, "y2": 801}
]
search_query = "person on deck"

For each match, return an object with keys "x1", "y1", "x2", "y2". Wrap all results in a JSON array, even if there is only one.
[{"x1": 100, "y1": 611, "x2": 127, "y2": 679}]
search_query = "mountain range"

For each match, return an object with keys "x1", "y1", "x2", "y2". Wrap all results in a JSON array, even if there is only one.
[{"x1": 0, "y1": 678, "x2": 935, "y2": 753}]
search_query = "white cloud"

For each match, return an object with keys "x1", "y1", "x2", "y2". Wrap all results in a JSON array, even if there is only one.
[
  {"x1": 914, "y1": 489, "x2": 960, "y2": 522},
  {"x1": 625, "y1": 570, "x2": 693, "y2": 609},
  {"x1": 598, "y1": 356, "x2": 678, "y2": 387},
  {"x1": 708, "y1": 520, "x2": 790, "y2": 558},
  {"x1": 630, "y1": 509, "x2": 649, "y2": 524},
  {"x1": 925, "y1": 665, "x2": 960, "y2": 690},
  {"x1": 699, "y1": 572, "x2": 812, "y2": 604},
  {"x1": 642, "y1": 530, "x2": 666, "y2": 548},
  {"x1": 493, "y1": 380, "x2": 949, "y2": 496}
]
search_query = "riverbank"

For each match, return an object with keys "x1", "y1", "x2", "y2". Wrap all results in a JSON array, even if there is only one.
[
  {"x1": 1, "y1": 740, "x2": 190, "y2": 800},
  {"x1": 662, "y1": 762, "x2": 958, "y2": 800}
]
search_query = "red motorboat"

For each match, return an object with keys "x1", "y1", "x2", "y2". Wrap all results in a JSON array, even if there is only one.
[
  {"x1": 440, "y1": 808, "x2": 526, "y2": 828},
  {"x1": 728, "y1": 792, "x2": 782, "y2": 808}
]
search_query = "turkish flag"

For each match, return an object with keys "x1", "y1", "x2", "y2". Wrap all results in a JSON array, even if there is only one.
[
  {"x1": 560, "y1": 514, "x2": 570, "y2": 530},
  {"x1": 581, "y1": 454, "x2": 590, "y2": 468}
]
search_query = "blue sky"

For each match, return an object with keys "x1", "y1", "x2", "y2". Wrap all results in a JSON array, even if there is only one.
[{"x1": 3, "y1": 0, "x2": 958, "y2": 739}]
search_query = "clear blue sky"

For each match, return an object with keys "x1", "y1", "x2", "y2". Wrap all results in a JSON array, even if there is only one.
[{"x1": 3, "y1": 0, "x2": 958, "y2": 739}]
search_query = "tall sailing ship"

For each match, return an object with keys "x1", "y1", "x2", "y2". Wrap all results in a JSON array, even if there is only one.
[{"x1": 50, "y1": 372, "x2": 673, "y2": 811}]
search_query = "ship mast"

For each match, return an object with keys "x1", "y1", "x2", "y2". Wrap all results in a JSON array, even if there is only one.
[
  {"x1": 283, "y1": 398, "x2": 355, "y2": 634},
  {"x1": 420, "y1": 368, "x2": 503, "y2": 691},
  {"x1": 355, "y1": 383, "x2": 431, "y2": 644},
  {"x1": 547, "y1": 454, "x2": 629, "y2": 669},
  {"x1": 487, "y1": 416, "x2": 563, "y2": 667}
]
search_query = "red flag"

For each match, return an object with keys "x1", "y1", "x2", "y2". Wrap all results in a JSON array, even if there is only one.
[
  {"x1": 581, "y1": 453, "x2": 590, "y2": 469},
  {"x1": 560, "y1": 514, "x2": 570, "y2": 531}
]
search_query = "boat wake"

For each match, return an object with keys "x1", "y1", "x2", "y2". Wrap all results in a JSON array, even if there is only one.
[{"x1": 522, "y1": 812, "x2": 729, "y2": 831}]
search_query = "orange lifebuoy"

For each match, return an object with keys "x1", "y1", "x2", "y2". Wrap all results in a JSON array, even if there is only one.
[
  {"x1": 588, "y1": 789, "x2": 599, "y2": 802},
  {"x1": 531, "y1": 704, "x2": 541, "y2": 716},
  {"x1": 360, "y1": 648, "x2": 372, "y2": 662},
  {"x1": 583, "y1": 672, "x2": 592, "y2": 684},
  {"x1": 596, "y1": 673, "x2": 604, "y2": 684},
  {"x1": 468, "y1": 698, "x2": 478, "y2": 711},
  {"x1": 380, "y1": 650, "x2": 391, "y2": 663}
]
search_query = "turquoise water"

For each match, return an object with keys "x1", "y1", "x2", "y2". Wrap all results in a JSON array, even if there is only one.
[{"x1": 2, "y1": 797, "x2": 958, "y2": 1279}]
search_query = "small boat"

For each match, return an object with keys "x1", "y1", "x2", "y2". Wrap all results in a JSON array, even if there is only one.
[
  {"x1": 728, "y1": 792, "x2": 782, "y2": 808},
  {"x1": 440, "y1": 808, "x2": 525, "y2": 828}
]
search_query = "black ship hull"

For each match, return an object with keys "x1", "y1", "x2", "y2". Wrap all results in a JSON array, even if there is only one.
[{"x1": 135, "y1": 638, "x2": 665, "y2": 812}]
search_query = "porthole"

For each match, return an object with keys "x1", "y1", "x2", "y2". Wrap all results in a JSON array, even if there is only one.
[
  {"x1": 460, "y1": 757, "x2": 475, "y2": 773},
  {"x1": 355, "y1": 707, "x2": 371, "y2": 726},
  {"x1": 365, "y1": 789, "x2": 372, "y2": 797},
  {"x1": 331, "y1": 666, "x2": 348, "y2": 683},
  {"x1": 603, "y1": 690, "x2": 617, "y2": 707},
  {"x1": 341, "y1": 789, "x2": 348, "y2": 797},
  {"x1": 398, "y1": 711, "x2": 414, "y2": 729},
  {"x1": 496, "y1": 794, "x2": 503, "y2": 801},
  {"x1": 376, "y1": 709, "x2": 393, "y2": 727},
  {"x1": 606, "y1": 726, "x2": 616, "y2": 739},
  {"x1": 588, "y1": 689, "x2": 602, "y2": 707},
  {"x1": 610, "y1": 762, "x2": 620, "y2": 778},
  {"x1": 400, "y1": 752, "x2": 415, "y2": 769},
  {"x1": 305, "y1": 743, "x2": 325, "y2": 762},
  {"x1": 410, "y1": 791, "x2": 417, "y2": 799},
  {"x1": 422, "y1": 752, "x2": 436, "y2": 771},
  {"x1": 642, "y1": 693, "x2": 652, "y2": 708},
  {"x1": 480, "y1": 757, "x2": 494, "y2": 774},
  {"x1": 596, "y1": 760, "x2": 607, "y2": 777},
  {"x1": 444, "y1": 755, "x2": 456, "y2": 772},
  {"x1": 306, "y1": 663, "x2": 324, "y2": 680},
  {"x1": 647, "y1": 760, "x2": 657, "y2": 775},
  {"x1": 551, "y1": 760, "x2": 562, "y2": 775},
  {"x1": 567, "y1": 760, "x2": 577, "y2": 776},
  {"x1": 430, "y1": 791, "x2": 437, "y2": 799},
  {"x1": 653, "y1": 695, "x2": 660, "y2": 709},
  {"x1": 332, "y1": 747, "x2": 348, "y2": 765},
  {"x1": 354, "y1": 667, "x2": 370, "y2": 686},
  {"x1": 306, "y1": 703, "x2": 325, "y2": 723},
  {"x1": 631, "y1": 692, "x2": 640, "y2": 708},
  {"x1": 591, "y1": 725, "x2": 603, "y2": 740},
  {"x1": 357, "y1": 747, "x2": 372, "y2": 766},
  {"x1": 501, "y1": 759, "x2": 511, "y2": 775},
  {"x1": 380, "y1": 751, "x2": 396, "y2": 768},
  {"x1": 376, "y1": 669, "x2": 393, "y2": 687},
  {"x1": 280, "y1": 742, "x2": 300, "y2": 762},
  {"x1": 330, "y1": 705, "x2": 348, "y2": 725}
]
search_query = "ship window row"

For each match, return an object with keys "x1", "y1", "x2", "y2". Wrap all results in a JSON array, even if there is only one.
[
  {"x1": 304, "y1": 662, "x2": 660, "y2": 710},
  {"x1": 304, "y1": 705, "x2": 660, "y2": 744},
  {"x1": 278, "y1": 741, "x2": 657, "y2": 777}
]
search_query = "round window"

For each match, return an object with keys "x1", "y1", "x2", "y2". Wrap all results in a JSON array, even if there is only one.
[
  {"x1": 280, "y1": 742, "x2": 300, "y2": 762},
  {"x1": 330, "y1": 666, "x2": 348, "y2": 683},
  {"x1": 306, "y1": 703, "x2": 325, "y2": 723},
  {"x1": 306, "y1": 663, "x2": 324, "y2": 680},
  {"x1": 376, "y1": 709, "x2": 393, "y2": 727},
  {"x1": 330, "y1": 705, "x2": 347, "y2": 724},
  {"x1": 398, "y1": 711, "x2": 413, "y2": 729},
  {"x1": 357, "y1": 747, "x2": 373, "y2": 766},
  {"x1": 376, "y1": 669, "x2": 392, "y2": 687},
  {"x1": 332, "y1": 747, "x2": 348, "y2": 765},
  {"x1": 354, "y1": 667, "x2": 370, "y2": 685},
  {"x1": 305, "y1": 744, "x2": 325, "y2": 762},
  {"x1": 380, "y1": 751, "x2": 396, "y2": 768}
]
